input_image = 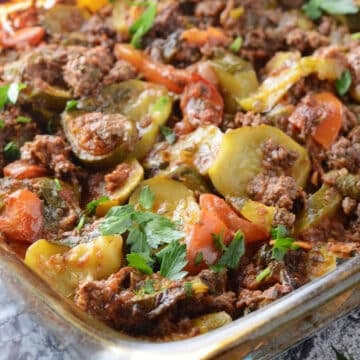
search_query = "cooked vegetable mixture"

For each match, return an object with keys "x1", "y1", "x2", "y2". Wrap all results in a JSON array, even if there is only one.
[{"x1": 0, "y1": 0, "x2": 359, "y2": 340}]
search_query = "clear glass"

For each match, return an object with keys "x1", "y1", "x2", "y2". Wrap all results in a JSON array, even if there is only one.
[{"x1": 0, "y1": 242, "x2": 359, "y2": 359}]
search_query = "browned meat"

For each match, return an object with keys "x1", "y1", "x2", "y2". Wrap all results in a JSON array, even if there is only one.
[
  {"x1": 195, "y1": 0, "x2": 226, "y2": 18},
  {"x1": 104, "y1": 162, "x2": 132, "y2": 193},
  {"x1": 347, "y1": 45, "x2": 360, "y2": 85},
  {"x1": 236, "y1": 284, "x2": 292, "y2": 313},
  {"x1": 20, "y1": 135, "x2": 81, "y2": 180},
  {"x1": 103, "y1": 60, "x2": 137, "y2": 85},
  {"x1": 273, "y1": 207, "x2": 296, "y2": 229},
  {"x1": 0, "y1": 107, "x2": 38, "y2": 174},
  {"x1": 63, "y1": 46, "x2": 114, "y2": 97},
  {"x1": 285, "y1": 28, "x2": 329, "y2": 53},
  {"x1": 261, "y1": 138, "x2": 299, "y2": 175},
  {"x1": 247, "y1": 174, "x2": 304, "y2": 210},
  {"x1": 75, "y1": 268, "x2": 236, "y2": 336},
  {"x1": 327, "y1": 126, "x2": 360, "y2": 174}
]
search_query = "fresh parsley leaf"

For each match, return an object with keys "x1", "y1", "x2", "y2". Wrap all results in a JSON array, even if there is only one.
[
  {"x1": 158, "y1": 241, "x2": 188, "y2": 280},
  {"x1": 139, "y1": 185, "x2": 155, "y2": 210},
  {"x1": 16, "y1": 116, "x2": 31, "y2": 124},
  {"x1": 303, "y1": 0, "x2": 358, "y2": 20},
  {"x1": 184, "y1": 282, "x2": 193, "y2": 297},
  {"x1": 54, "y1": 178, "x2": 62, "y2": 191},
  {"x1": 65, "y1": 99, "x2": 78, "y2": 111},
  {"x1": 7, "y1": 83, "x2": 26, "y2": 104},
  {"x1": 143, "y1": 279, "x2": 155, "y2": 294},
  {"x1": 336, "y1": 70, "x2": 352, "y2": 96},
  {"x1": 270, "y1": 225, "x2": 298, "y2": 261},
  {"x1": 194, "y1": 251, "x2": 204, "y2": 265},
  {"x1": 331, "y1": 346, "x2": 354, "y2": 360},
  {"x1": 127, "y1": 252, "x2": 154, "y2": 274},
  {"x1": 212, "y1": 231, "x2": 245, "y2": 272},
  {"x1": 127, "y1": 227, "x2": 151, "y2": 253},
  {"x1": 76, "y1": 215, "x2": 86, "y2": 231},
  {"x1": 0, "y1": 119, "x2": 5, "y2": 130},
  {"x1": 129, "y1": 1, "x2": 157, "y2": 48},
  {"x1": 0, "y1": 83, "x2": 26, "y2": 110},
  {"x1": 99, "y1": 206, "x2": 134, "y2": 235},
  {"x1": 86, "y1": 196, "x2": 110, "y2": 214},
  {"x1": 256, "y1": 266, "x2": 271, "y2": 282},
  {"x1": 160, "y1": 125, "x2": 175, "y2": 144},
  {"x1": 143, "y1": 215, "x2": 184, "y2": 249},
  {"x1": 212, "y1": 231, "x2": 227, "y2": 251},
  {"x1": 3, "y1": 141, "x2": 20, "y2": 161},
  {"x1": 229, "y1": 36, "x2": 243, "y2": 52}
]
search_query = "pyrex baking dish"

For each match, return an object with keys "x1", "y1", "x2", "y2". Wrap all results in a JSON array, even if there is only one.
[{"x1": 0, "y1": 241, "x2": 359, "y2": 360}]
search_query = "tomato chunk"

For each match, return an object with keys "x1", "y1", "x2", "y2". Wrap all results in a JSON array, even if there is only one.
[
  {"x1": 185, "y1": 210, "x2": 231, "y2": 275},
  {"x1": 3, "y1": 160, "x2": 48, "y2": 179},
  {"x1": 0, "y1": 189, "x2": 44, "y2": 243},
  {"x1": 199, "y1": 194, "x2": 269, "y2": 243},
  {"x1": 0, "y1": 26, "x2": 45, "y2": 48}
]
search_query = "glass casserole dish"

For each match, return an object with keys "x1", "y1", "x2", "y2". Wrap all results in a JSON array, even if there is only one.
[{"x1": 0, "y1": 1, "x2": 359, "y2": 358}]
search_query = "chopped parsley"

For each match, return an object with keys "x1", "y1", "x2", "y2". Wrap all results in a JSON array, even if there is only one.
[
  {"x1": 126, "y1": 252, "x2": 154, "y2": 275},
  {"x1": 143, "y1": 279, "x2": 155, "y2": 294},
  {"x1": 184, "y1": 282, "x2": 193, "y2": 297},
  {"x1": 211, "y1": 231, "x2": 245, "y2": 272},
  {"x1": 139, "y1": 185, "x2": 155, "y2": 210},
  {"x1": 65, "y1": 99, "x2": 78, "y2": 111},
  {"x1": 336, "y1": 70, "x2": 352, "y2": 96},
  {"x1": 0, "y1": 83, "x2": 26, "y2": 110},
  {"x1": 129, "y1": 1, "x2": 157, "y2": 48},
  {"x1": 194, "y1": 251, "x2": 204, "y2": 265},
  {"x1": 99, "y1": 204, "x2": 187, "y2": 279},
  {"x1": 158, "y1": 241, "x2": 187, "y2": 280},
  {"x1": 229, "y1": 36, "x2": 243, "y2": 53},
  {"x1": 16, "y1": 116, "x2": 31, "y2": 124},
  {"x1": 256, "y1": 266, "x2": 271, "y2": 282},
  {"x1": 54, "y1": 178, "x2": 62, "y2": 191},
  {"x1": 3, "y1": 141, "x2": 20, "y2": 161},
  {"x1": 160, "y1": 125, "x2": 176, "y2": 144},
  {"x1": 303, "y1": 0, "x2": 358, "y2": 20},
  {"x1": 86, "y1": 196, "x2": 110, "y2": 214},
  {"x1": 212, "y1": 231, "x2": 227, "y2": 251},
  {"x1": 270, "y1": 225, "x2": 299, "y2": 261},
  {"x1": 76, "y1": 215, "x2": 86, "y2": 231}
]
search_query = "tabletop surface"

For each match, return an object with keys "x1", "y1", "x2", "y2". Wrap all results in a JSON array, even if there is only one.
[{"x1": 0, "y1": 276, "x2": 359, "y2": 360}]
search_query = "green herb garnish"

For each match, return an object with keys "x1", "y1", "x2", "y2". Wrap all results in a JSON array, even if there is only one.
[
  {"x1": 16, "y1": 116, "x2": 31, "y2": 124},
  {"x1": 0, "y1": 119, "x2": 5, "y2": 130},
  {"x1": 303, "y1": 0, "x2": 358, "y2": 20},
  {"x1": 270, "y1": 225, "x2": 299, "y2": 261},
  {"x1": 158, "y1": 241, "x2": 188, "y2": 280},
  {"x1": 65, "y1": 99, "x2": 78, "y2": 111},
  {"x1": 229, "y1": 36, "x2": 243, "y2": 53},
  {"x1": 3, "y1": 141, "x2": 20, "y2": 161},
  {"x1": 54, "y1": 178, "x2": 62, "y2": 191},
  {"x1": 336, "y1": 70, "x2": 352, "y2": 96},
  {"x1": 160, "y1": 125, "x2": 176, "y2": 144},
  {"x1": 211, "y1": 231, "x2": 245, "y2": 272},
  {"x1": 76, "y1": 215, "x2": 86, "y2": 231},
  {"x1": 256, "y1": 266, "x2": 271, "y2": 282},
  {"x1": 139, "y1": 185, "x2": 155, "y2": 210},
  {"x1": 194, "y1": 251, "x2": 203, "y2": 265},
  {"x1": 129, "y1": 1, "x2": 157, "y2": 48},
  {"x1": 126, "y1": 252, "x2": 154, "y2": 275},
  {"x1": 143, "y1": 279, "x2": 155, "y2": 294},
  {"x1": 184, "y1": 282, "x2": 193, "y2": 297},
  {"x1": 212, "y1": 231, "x2": 227, "y2": 251},
  {"x1": 86, "y1": 196, "x2": 110, "y2": 214},
  {"x1": 0, "y1": 83, "x2": 26, "y2": 110}
]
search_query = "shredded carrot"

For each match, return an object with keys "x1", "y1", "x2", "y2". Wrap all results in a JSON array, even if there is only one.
[{"x1": 181, "y1": 27, "x2": 231, "y2": 47}]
